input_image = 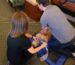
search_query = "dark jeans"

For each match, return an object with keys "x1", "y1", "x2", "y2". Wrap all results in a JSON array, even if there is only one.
[{"x1": 48, "y1": 36, "x2": 75, "y2": 56}]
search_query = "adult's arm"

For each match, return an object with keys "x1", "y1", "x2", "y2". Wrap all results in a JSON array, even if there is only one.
[
  {"x1": 25, "y1": 33, "x2": 47, "y2": 54},
  {"x1": 28, "y1": 42, "x2": 47, "y2": 54}
]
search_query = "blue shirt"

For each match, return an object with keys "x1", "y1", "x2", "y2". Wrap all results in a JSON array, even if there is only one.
[{"x1": 40, "y1": 5, "x2": 75, "y2": 43}]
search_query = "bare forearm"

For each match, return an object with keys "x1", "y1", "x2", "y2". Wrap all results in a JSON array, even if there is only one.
[{"x1": 28, "y1": 42, "x2": 47, "y2": 54}]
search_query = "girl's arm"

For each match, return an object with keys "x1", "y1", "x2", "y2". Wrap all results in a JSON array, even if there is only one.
[{"x1": 27, "y1": 42, "x2": 47, "y2": 54}]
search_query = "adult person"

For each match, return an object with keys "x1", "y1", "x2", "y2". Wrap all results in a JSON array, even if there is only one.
[
  {"x1": 7, "y1": 4, "x2": 47, "y2": 65},
  {"x1": 36, "y1": 0, "x2": 75, "y2": 57}
]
